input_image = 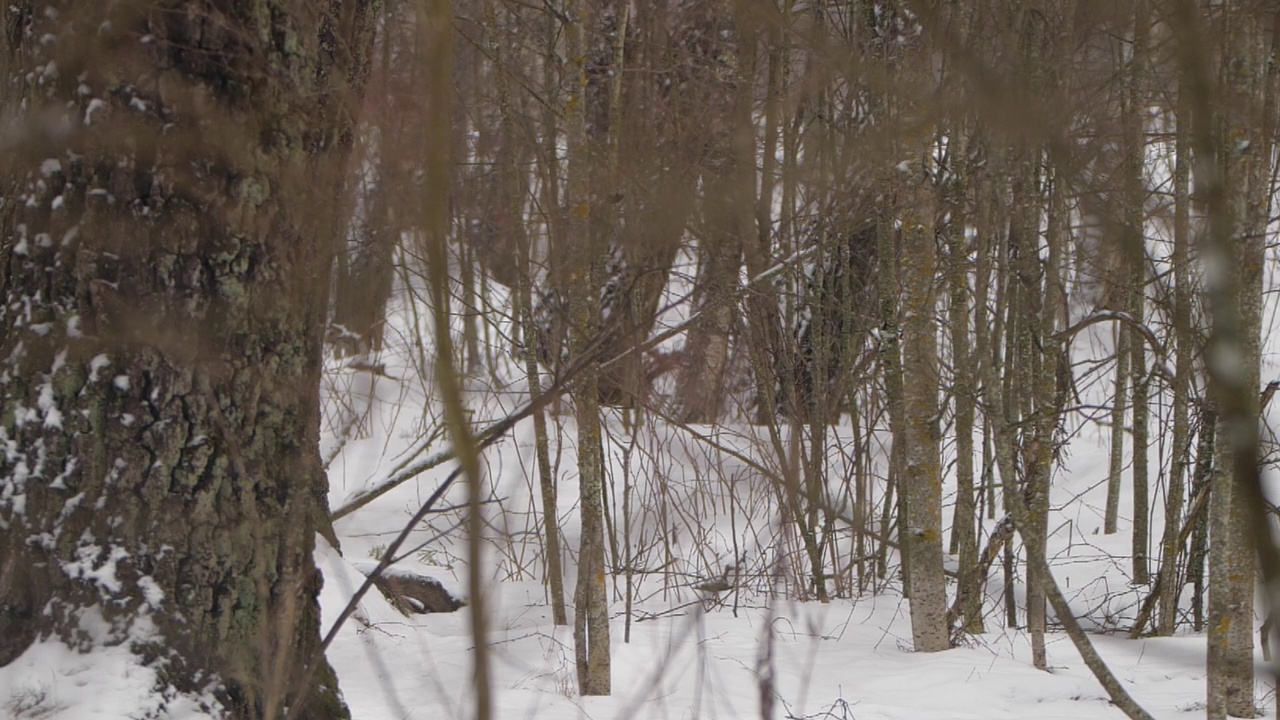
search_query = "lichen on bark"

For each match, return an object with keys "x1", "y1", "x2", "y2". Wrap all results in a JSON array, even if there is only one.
[{"x1": 0, "y1": 1, "x2": 375, "y2": 717}]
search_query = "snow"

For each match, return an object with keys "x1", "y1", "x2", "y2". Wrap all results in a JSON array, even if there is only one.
[
  {"x1": 292, "y1": 261, "x2": 1280, "y2": 720},
  {"x1": 316, "y1": 544, "x2": 1217, "y2": 720},
  {"x1": 0, "y1": 608, "x2": 222, "y2": 719},
  {"x1": 87, "y1": 354, "x2": 110, "y2": 381},
  {"x1": 7, "y1": 193, "x2": 1279, "y2": 720},
  {"x1": 306, "y1": 323, "x2": 1257, "y2": 720},
  {"x1": 61, "y1": 540, "x2": 129, "y2": 596},
  {"x1": 137, "y1": 575, "x2": 165, "y2": 608},
  {"x1": 83, "y1": 98, "x2": 106, "y2": 126},
  {"x1": 38, "y1": 383, "x2": 62, "y2": 429},
  {"x1": 0, "y1": 345, "x2": 1263, "y2": 720}
]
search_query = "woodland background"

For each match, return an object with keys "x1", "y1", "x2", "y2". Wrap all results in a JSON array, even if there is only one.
[{"x1": 1, "y1": 1, "x2": 1278, "y2": 719}]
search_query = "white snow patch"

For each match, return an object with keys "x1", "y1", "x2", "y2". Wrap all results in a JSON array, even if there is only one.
[
  {"x1": 38, "y1": 383, "x2": 63, "y2": 429},
  {"x1": 0, "y1": 627, "x2": 222, "y2": 719},
  {"x1": 83, "y1": 98, "x2": 106, "y2": 125},
  {"x1": 61, "y1": 542, "x2": 129, "y2": 595},
  {"x1": 137, "y1": 575, "x2": 164, "y2": 608},
  {"x1": 88, "y1": 354, "x2": 110, "y2": 381},
  {"x1": 50, "y1": 457, "x2": 77, "y2": 490}
]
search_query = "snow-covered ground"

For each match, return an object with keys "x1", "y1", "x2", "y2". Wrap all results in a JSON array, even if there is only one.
[
  {"x1": 318, "y1": 540, "x2": 1222, "y2": 720},
  {"x1": 312, "y1": 336, "x2": 1272, "y2": 720},
  {"x1": 7, "y1": 263, "x2": 1279, "y2": 720}
]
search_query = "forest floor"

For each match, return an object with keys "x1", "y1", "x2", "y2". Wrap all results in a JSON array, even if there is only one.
[
  {"x1": 319, "y1": 540, "x2": 1225, "y2": 720},
  {"x1": 316, "y1": 347, "x2": 1268, "y2": 720},
  {"x1": 3, "y1": 323, "x2": 1273, "y2": 719}
]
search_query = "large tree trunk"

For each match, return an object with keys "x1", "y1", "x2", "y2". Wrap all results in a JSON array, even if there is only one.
[{"x1": 0, "y1": 1, "x2": 373, "y2": 717}]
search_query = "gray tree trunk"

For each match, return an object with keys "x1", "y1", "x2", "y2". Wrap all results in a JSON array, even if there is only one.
[
  {"x1": 1157, "y1": 69, "x2": 1193, "y2": 636},
  {"x1": 877, "y1": 213, "x2": 909, "y2": 595},
  {"x1": 1104, "y1": 326, "x2": 1129, "y2": 536},
  {"x1": 945, "y1": 128, "x2": 976, "y2": 565},
  {"x1": 901, "y1": 159, "x2": 948, "y2": 653},
  {"x1": 565, "y1": 0, "x2": 611, "y2": 695},
  {"x1": 1125, "y1": 0, "x2": 1152, "y2": 586},
  {"x1": 1175, "y1": 1, "x2": 1269, "y2": 716}
]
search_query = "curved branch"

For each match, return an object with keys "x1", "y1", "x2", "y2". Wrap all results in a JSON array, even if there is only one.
[{"x1": 1055, "y1": 310, "x2": 1174, "y2": 384}]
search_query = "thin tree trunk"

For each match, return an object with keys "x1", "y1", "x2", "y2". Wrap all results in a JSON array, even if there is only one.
[
  {"x1": 973, "y1": 175, "x2": 998, "y2": 525},
  {"x1": 877, "y1": 213, "x2": 908, "y2": 594},
  {"x1": 902, "y1": 155, "x2": 948, "y2": 652},
  {"x1": 565, "y1": 0, "x2": 611, "y2": 695},
  {"x1": 1019, "y1": 163, "x2": 1044, "y2": 670},
  {"x1": 980, "y1": 276, "x2": 1157, "y2": 720},
  {"x1": 1189, "y1": 406, "x2": 1215, "y2": 632},
  {"x1": 948, "y1": 128, "x2": 983, "y2": 634},
  {"x1": 1104, "y1": 325, "x2": 1129, "y2": 536},
  {"x1": 494, "y1": 0, "x2": 569, "y2": 626},
  {"x1": 420, "y1": 7, "x2": 492, "y2": 718},
  {"x1": 1125, "y1": 0, "x2": 1152, "y2": 585},
  {"x1": 1157, "y1": 69, "x2": 1193, "y2": 636}
]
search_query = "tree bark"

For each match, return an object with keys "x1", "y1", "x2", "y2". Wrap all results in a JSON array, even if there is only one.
[
  {"x1": 565, "y1": 0, "x2": 611, "y2": 695},
  {"x1": 1104, "y1": 325, "x2": 1129, "y2": 536},
  {"x1": 1157, "y1": 66, "x2": 1193, "y2": 636},
  {"x1": 946, "y1": 138, "x2": 980, "y2": 634},
  {"x1": 0, "y1": 1, "x2": 374, "y2": 716},
  {"x1": 901, "y1": 158, "x2": 948, "y2": 653},
  {"x1": 1125, "y1": 0, "x2": 1151, "y2": 586},
  {"x1": 1173, "y1": 1, "x2": 1269, "y2": 716}
]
